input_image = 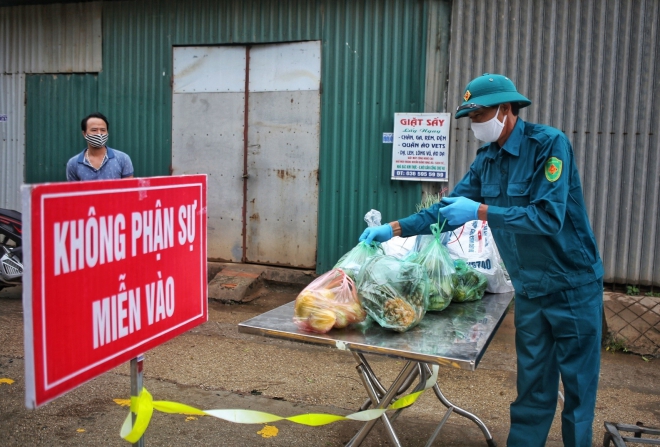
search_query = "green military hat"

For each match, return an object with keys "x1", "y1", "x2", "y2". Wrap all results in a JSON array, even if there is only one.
[{"x1": 455, "y1": 73, "x2": 531, "y2": 119}]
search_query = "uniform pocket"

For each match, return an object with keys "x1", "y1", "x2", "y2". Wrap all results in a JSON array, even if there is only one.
[
  {"x1": 507, "y1": 181, "x2": 531, "y2": 206},
  {"x1": 507, "y1": 181, "x2": 531, "y2": 196},
  {"x1": 481, "y1": 183, "x2": 500, "y2": 198}
]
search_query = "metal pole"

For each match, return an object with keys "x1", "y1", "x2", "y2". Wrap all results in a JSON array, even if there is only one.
[
  {"x1": 130, "y1": 354, "x2": 145, "y2": 447},
  {"x1": 346, "y1": 361, "x2": 417, "y2": 447}
]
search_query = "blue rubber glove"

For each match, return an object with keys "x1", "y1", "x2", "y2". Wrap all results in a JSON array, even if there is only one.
[
  {"x1": 439, "y1": 196, "x2": 480, "y2": 226},
  {"x1": 359, "y1": 224, "x2": 393, "y2": 244}
]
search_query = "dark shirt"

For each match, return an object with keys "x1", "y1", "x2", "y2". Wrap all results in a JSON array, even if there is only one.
[{"x1": 399, "y1": 118, "x2": 603, "y2": 298}]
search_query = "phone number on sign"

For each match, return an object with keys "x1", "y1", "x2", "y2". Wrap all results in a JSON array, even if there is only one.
[{"x1": 394, "y1": 170, "x2": 446, "y2": 178}]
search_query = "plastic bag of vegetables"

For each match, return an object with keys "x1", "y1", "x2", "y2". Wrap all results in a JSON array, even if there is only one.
[
  {"x1": 451, "y1": 259, "x2": 488, "y2": 303},
  {"x1": 356, "y1": 255, "x2": 429, "y2": 332},
  {"x1": 334, "y1": 241, "x2": 384, "y2": 282},
  {"x1": 293, "y1": 268, "x2": 366, "y2": 333},
  {"x1": 407, "y1": 220, "x2": 456, "y2": 311}
]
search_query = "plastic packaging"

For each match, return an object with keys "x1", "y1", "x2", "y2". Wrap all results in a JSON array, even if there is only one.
[
  {"x1": 407, "y1": 221, "x2": 456, "y2": 311},
  {"x1": 334, "y1": 241, "x2": 384, "y2": 282},
  {"x1": 356, "y1": 255, "x2": 429, "y2": 332},
  {"x1": 363, "y1": 209, "x2": 416, "y2": 259},
  {"x1": 443, "y1": 220, "x2": 513, "y2": 293},
  {"x1": 451, "y1": 259, "x2": 488, "y2": 302},
  {"x1": 293, "y1": 268, "x2": 367, "y2": 333}
]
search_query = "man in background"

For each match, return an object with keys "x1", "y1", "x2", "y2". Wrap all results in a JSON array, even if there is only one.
[{"x1": 66, "y1": 112, "x2": 134, "y2": 181}]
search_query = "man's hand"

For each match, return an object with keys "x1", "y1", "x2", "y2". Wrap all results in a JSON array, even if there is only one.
[
  {"x1": 359, "y1": 224, "x2": 393, "y2": 244},
  {"x1": 439, "y1": 197, "x2": 480, "y2": 226}
]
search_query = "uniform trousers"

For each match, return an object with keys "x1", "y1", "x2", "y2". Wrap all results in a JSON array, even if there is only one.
[{"x1": 507, "y1": 278, "x2": 603, "y2": 447}]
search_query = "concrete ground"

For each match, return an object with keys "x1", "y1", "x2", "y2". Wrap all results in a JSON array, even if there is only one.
[{"x1": 0, "y1": 266, "x2": 659, "y2": 447}]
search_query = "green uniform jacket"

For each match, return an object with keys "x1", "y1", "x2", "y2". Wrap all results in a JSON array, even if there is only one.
[{"x1": 399, "y1": 118, "x2": 603, "y2": 298}]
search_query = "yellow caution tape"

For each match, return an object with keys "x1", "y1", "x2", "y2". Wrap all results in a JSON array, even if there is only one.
[{"x1": 120, "y1": 365, "x2": 439, "y2": 443}]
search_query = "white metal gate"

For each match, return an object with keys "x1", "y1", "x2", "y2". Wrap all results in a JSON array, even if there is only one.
[{"x1": 172, "y1": 42, "x2": 321, "y2": 268}]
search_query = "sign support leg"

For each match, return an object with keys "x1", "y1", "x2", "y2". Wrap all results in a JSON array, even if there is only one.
[{"x1": 130, "y1": 354, "x2": 145, "y2": 447}]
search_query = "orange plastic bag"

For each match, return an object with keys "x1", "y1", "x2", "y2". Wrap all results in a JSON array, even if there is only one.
[{"x1": 293, "y1": 268, "x2": 366, "y2": 333}]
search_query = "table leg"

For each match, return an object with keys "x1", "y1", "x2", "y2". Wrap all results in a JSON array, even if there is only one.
[
  {"x1": 425, "y1": 406, "x2": 454, "y2": 447},
  {"x1": 389, "y1": 364, "x2": 428, "y2": 424},
  {"x1": 346, "y1": 360, "x2": 418, "y2": 447},
  {"x1": 354, "y1": 353, "x2": 387, "y2": 400},
  {"x1": 355, "y1": 352, "x2": 421, "y2": 412},
  {"x1": 422, "y1": 364, "x2": 497, "y2": 447},
  {"x1": 357, "y1": 364, "x2": 403, "y2": 447}
]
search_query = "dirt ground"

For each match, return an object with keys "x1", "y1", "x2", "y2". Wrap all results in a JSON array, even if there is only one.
[{"x1": 0, "y1": 282, "x2": 658, "y2": 447}]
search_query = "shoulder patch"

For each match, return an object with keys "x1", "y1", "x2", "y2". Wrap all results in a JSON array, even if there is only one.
[{"x1": 545, "y1": 157, "x2": 562, "y2": 182}]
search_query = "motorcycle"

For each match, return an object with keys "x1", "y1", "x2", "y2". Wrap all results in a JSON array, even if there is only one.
[{"x1": 0, "y1": 208, "x2": 23, "y2": 292}]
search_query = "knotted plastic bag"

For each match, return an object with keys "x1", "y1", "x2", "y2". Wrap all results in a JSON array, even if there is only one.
[
  {"x1": 356, "y1": 255, "x2": 429, "y2": 332},
  {"x1": 363, "y1": 209, "x2": 416, "y2": 259},
  {"x1": 451, "y1": 259, "x2": 488, "y2": 303},
  {"x1": 334, "y1": 241, "x2": 384, "y2": 282},
  {"x1": 407, "y1": 220, "x2": 456, "y2": 311},
  {"x1": 293, "y1": 268, "x2": 366, "y2": 333}
]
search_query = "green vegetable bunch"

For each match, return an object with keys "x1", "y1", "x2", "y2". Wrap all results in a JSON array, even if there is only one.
[
  {"x1": 408, "y1": 220, "x2": 456, "y2": 311},
  {"x1": 451, "y1": 259, "x2": 488, "y2": 303},
  {"x1": 356, "y1": 255, "x2": 429, "y2": 332}
]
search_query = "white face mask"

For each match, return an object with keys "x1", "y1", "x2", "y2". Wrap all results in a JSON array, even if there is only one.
[{"x1": 470, "y1": 105, "x2": 506, "y2": 142}]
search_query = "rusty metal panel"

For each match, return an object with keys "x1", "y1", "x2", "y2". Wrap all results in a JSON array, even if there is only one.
[
  {"x1": 249, "y1": 41, "x2": 321, "y2": 92},
  {"x1": 171, "y1": 91, "x2": 245, "y2": 262},
  {"x1": 173, "y1": 46, "x2": 246, "y2": 93},
  {"x1": 246, "y1": 42, "x2": 321, "y2": 268},
  {"x1": 0, "y1": 2, "x2": 102, "y2": 73},
  {"x1": 246, "y1": 90, "x2": 320, "y2": 268},
  {"x1": 446, "y1": 0, "x2": 660, "y2": 286},
  {"x1": 0, "y1": 74, "x2": 25, "y2": 211},
  {"x1": 171, "y1": 46, "x2": 247, "y2": 262},
  {"x1": 172, "y1": 41, "x2": 320, "y2": 267}
]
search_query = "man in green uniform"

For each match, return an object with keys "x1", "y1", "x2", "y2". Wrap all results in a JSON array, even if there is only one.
[{"x1": 360, "y1": 73, "x2": 604, "y2": 447}]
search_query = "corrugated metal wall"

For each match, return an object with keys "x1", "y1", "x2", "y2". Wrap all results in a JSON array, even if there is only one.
[
  {"x1": 14, "y1": 0, "x2": 433, "y2": 273},
  {"x1": 446, "y1": 0, "x2": 660, "y2": 286},
  {"x1": 424, "y1": 0, "x2": 451, "y2": 114},
  {"x1": 0, "y1": 74, "x2": 25, "y2": 211},
  {"x1": 0, "y1": 1, "x2": 102, "y2": 211},
  {"x1": 25, "y1": 74, "x2": 98, "y2": 183},
  {"x1": 316, "y1": 0, "x2": 428, "y2": 271},
  {"x1": 102, "y1": 0, "x2": 430, "y2": 272},
  {"x1": 421, "y1": 0, "x2": 452, "y2": 199},
  {"x1": 0, "y1": 1, "x2": 102, "y2": 73},
  {"x1": 7, "y1": 0, "x2": 657, "y2": 284}
]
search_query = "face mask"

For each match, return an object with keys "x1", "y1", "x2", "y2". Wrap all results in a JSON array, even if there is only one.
[
  {"x1": 84, "y1": 133, "x2": 108, "y2": 148},
  {"x1": 470, "y1": 106, "x2": 506, "y2": 142}
]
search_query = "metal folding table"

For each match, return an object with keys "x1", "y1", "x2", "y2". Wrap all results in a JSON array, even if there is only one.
[{"x1": 238, "y1": 292, "x2": 514, "y2": 447}]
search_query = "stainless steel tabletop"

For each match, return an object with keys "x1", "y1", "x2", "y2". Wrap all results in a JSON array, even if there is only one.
[{"x1": 238, "y1": 292, "x2": 514, "y2": 371}]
